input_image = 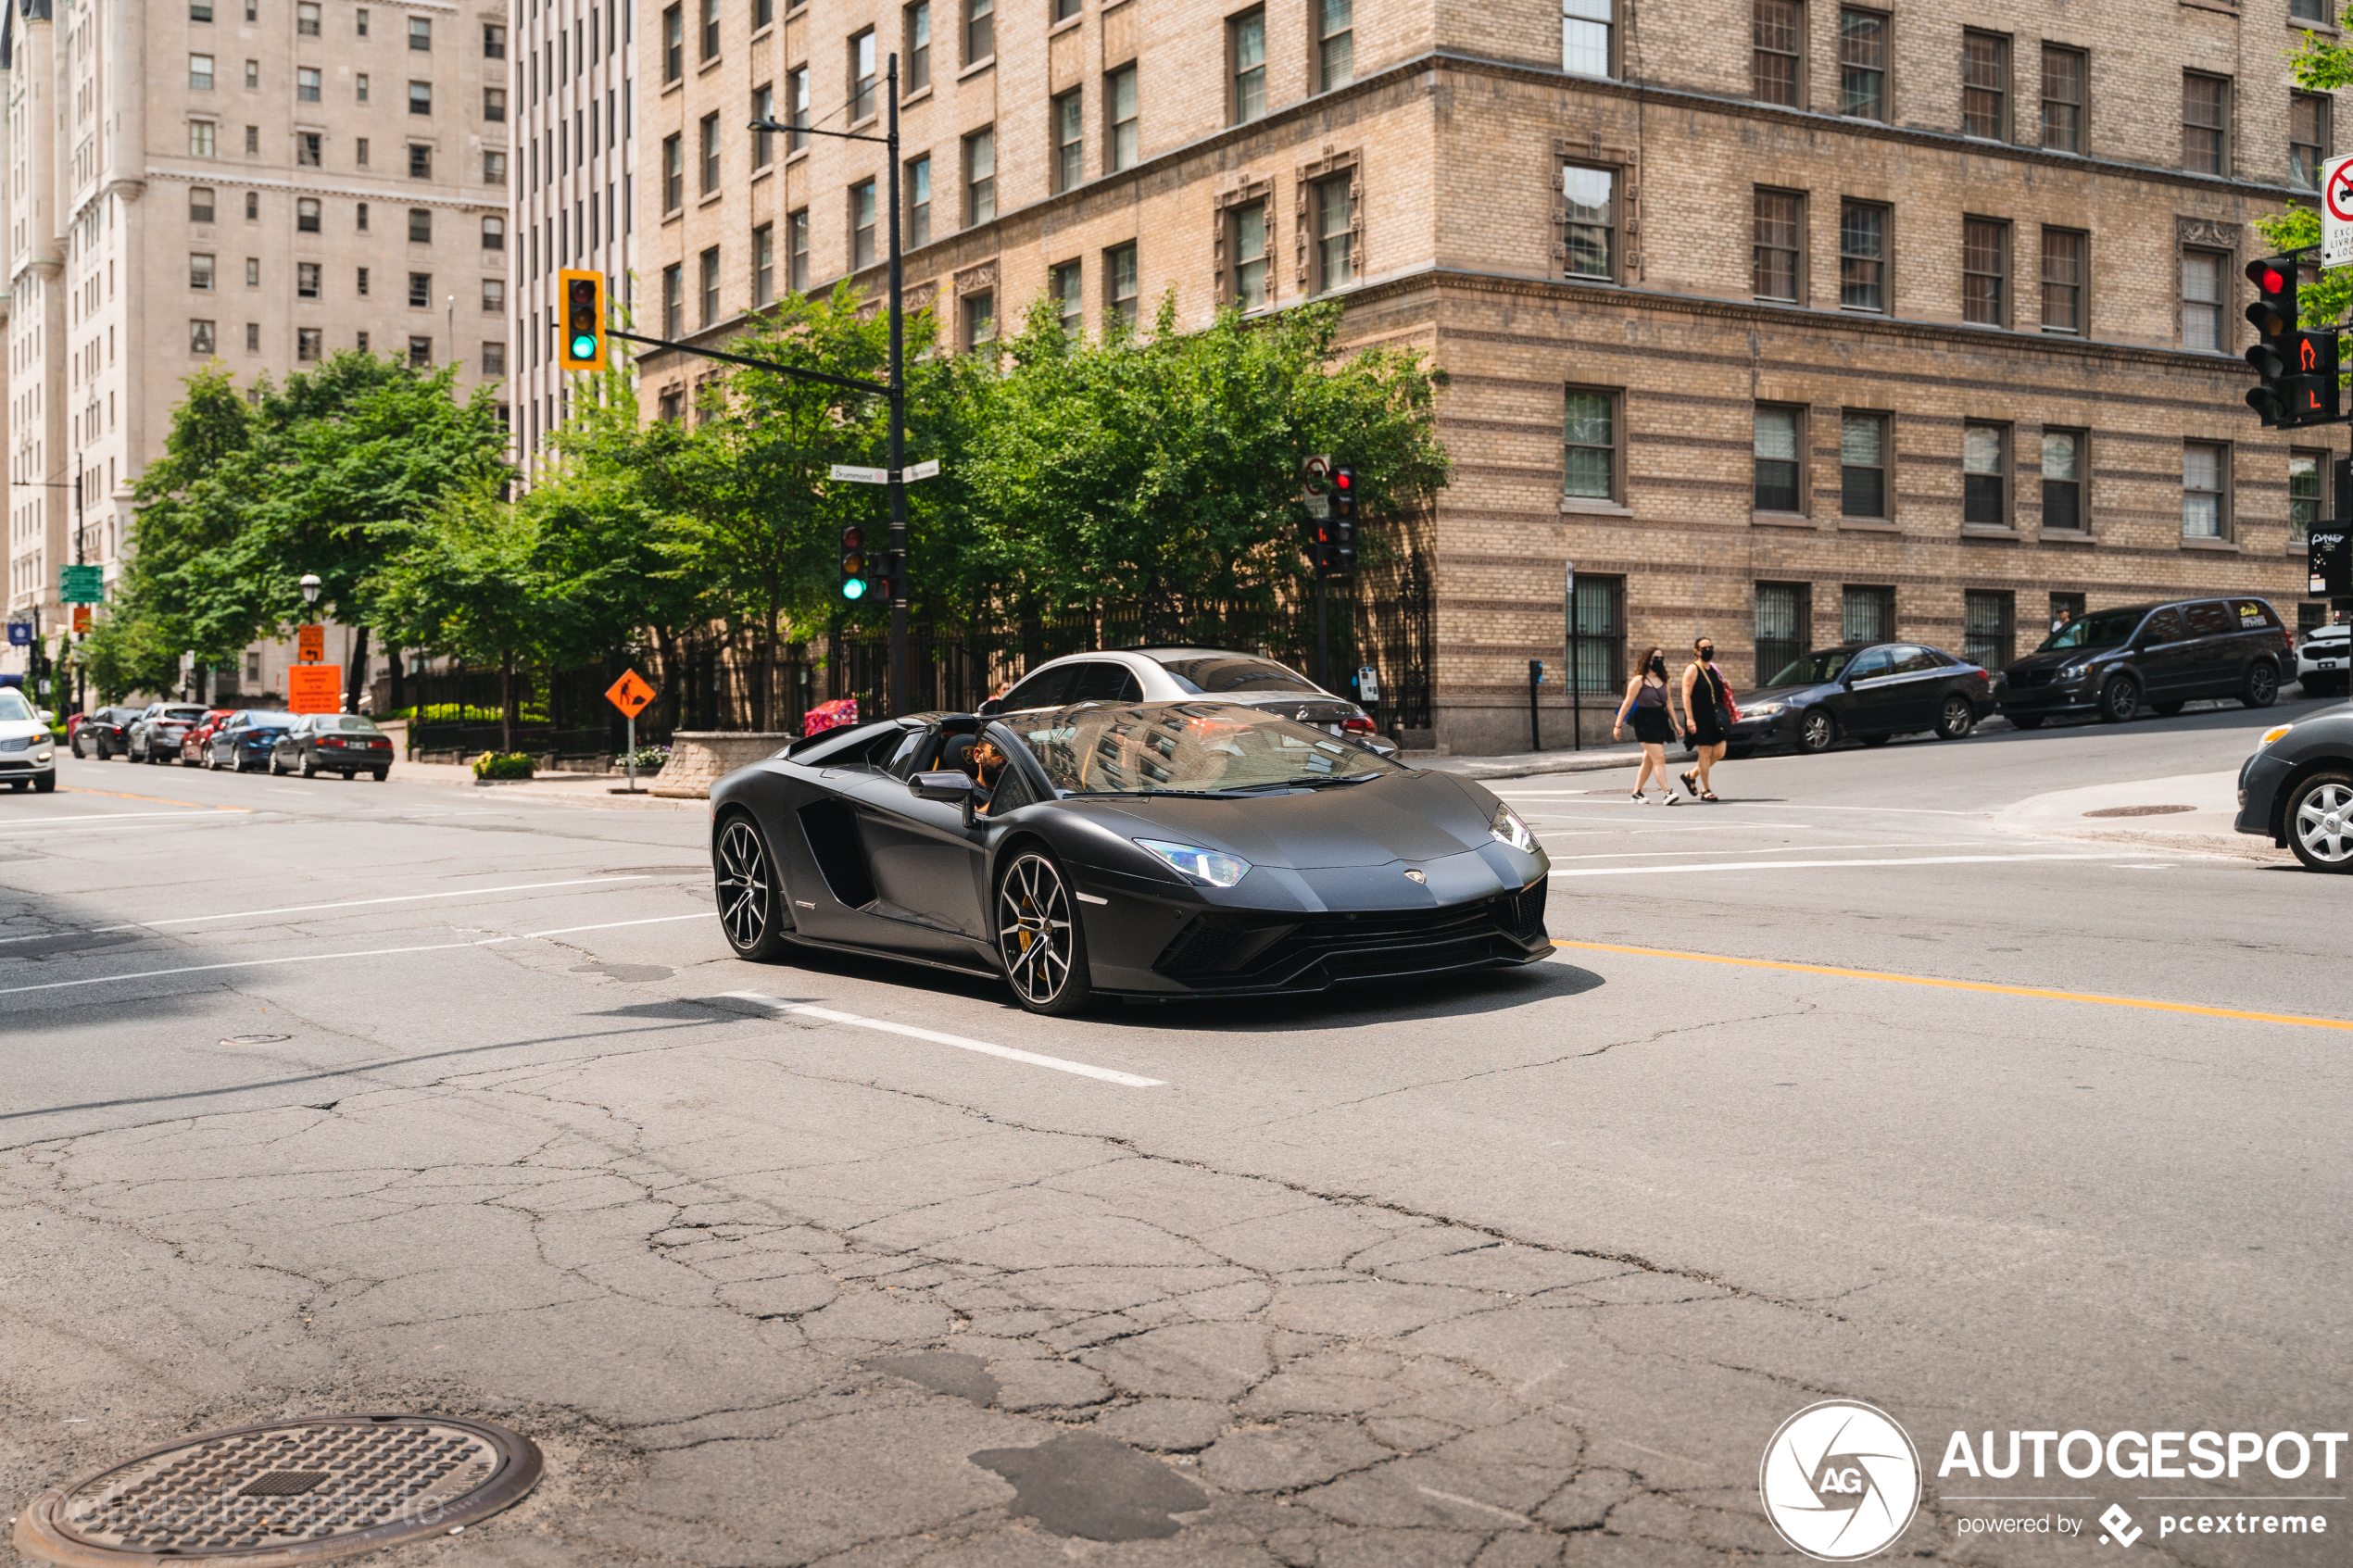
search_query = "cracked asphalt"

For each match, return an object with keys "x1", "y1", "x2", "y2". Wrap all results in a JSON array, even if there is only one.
[{"x1": 3, "y1": 701, "x2": 2347, "y2": 1568}]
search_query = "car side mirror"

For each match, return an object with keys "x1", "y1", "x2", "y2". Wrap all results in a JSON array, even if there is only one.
[
  {"x1": 976, "y1": 698, "x2": 1004, "y2": 717},
  {"x1": 37, "y1": 710, "x2": 53, "y2": 724},
  {"x1": 911, "y1": 770, "x2": 975, "y2": 804}
]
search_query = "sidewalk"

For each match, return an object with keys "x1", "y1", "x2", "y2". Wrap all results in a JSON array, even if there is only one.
[
  {"x1": 1410, "y1": 743, "x2": 1647, "y2": 781},
  {"x1": 389, "y1": 757, "x2": 702, "y2": 809},
  {"x1": 1994, "y1": 769, "x2": 2284, "y2": 859}
]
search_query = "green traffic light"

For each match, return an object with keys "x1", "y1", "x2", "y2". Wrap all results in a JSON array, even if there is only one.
[
  {"x1": 841, "y1": 577, "x2": 867, "y2": 601},
  {"x1": 571, "y1": 333, "x2": 598, "y2": 358}
]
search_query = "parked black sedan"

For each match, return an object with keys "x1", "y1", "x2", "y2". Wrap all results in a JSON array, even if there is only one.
[
  {"x1": 69, "y1": 705, "x2": 144, "y2": 759},
  {"x1": 1996, "y1": 596, "x2": 2290, "y2": 726},
  {"x1": 2235, "y1": 712, "x2": 2353, "y2": 872},
  {"x1": 1726, "y1": 643, "x2": 1993, "y2": 756},
  {"x1": 709, "y1": 701, "x2": 1551, "y2": 1014},
  {"x1": 269, "y1": 713, "x2": 394, "y2": 779},
  {"x1": 205, "y1": 710, "x2": 299, "y2": 771}
]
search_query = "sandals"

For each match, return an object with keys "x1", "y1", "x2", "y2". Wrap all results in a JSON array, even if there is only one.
[
  {"x1": 1700, "y1": 790, "x2": 1720, "y2": 802},
  {"x1": 1678, "y1": 770, "x2": 1700, "y2": 798}
]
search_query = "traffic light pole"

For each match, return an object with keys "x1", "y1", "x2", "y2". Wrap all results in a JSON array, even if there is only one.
[
  {"x1": 1315, "y1": 574, "x2": 1327, "y2": 689},
  {"x1": 884, "y1": 57, "x2": 909, "y2": 717}
]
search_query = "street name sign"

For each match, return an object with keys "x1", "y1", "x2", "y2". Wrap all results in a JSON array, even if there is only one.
[
  {"x1": 905, "y1": 458, "x2": 941, "y2": 481},
  {"x1": 829, "y1": 464, "x2": 889, "y2": 484},
  {"x1": 2327, "y1": 155, "x2": 2353, "y2": 269},
  {"x1": 605, "y1": 669, "x2": 656, "y2": 718},
  {"x1": 286, "y1": 663, "x2": 342, "y2": 714},
  {"x1": 60, "y1": 564, "x2": 102, "y2": 604}
]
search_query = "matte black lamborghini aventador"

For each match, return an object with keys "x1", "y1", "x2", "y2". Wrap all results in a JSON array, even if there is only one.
[{"x1": 706, "y1": 700, "x2": 1554, "y2": 1014}]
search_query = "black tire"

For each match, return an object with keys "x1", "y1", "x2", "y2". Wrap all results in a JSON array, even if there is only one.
[
  {"x1": 1934, "y1": 695, "x2": 1977, "y2": 740},
  {"x1": 1859, "y1": 734, "x2": 1892, "y2": 747},
  {"x1": 2097, "y1": 676, "x2": 2139, "y2": 723},
  {"x1": 2242, "y1": 660, "x2": 2280, "y2": 709},
  {"x1": 996, "y1": 848, "x2": 1093, "y2": 1015},
  {"x1": 340, "y1": 770, "x2": 354, "y2": 780},
  {"x1": 32, "y1": 772, "x2": 54, "y2": 793},
  {"x1": 299, "y1": 751, "x2": 319, "y2": 778},
  {"x1": 713, "y1": 813, "x2": 792, "y2": 961},
  {"x1": 269, "y1": 752, "x2": 288, "y2": 775},
  {"x1": 2286, "y1": 771, "x2": 2353, "y2": 873},
  {"x1": 371, "y1": 769, "x2": 388, "y2": 781},
  {"x1": 69, "y1": 733, "x2": 85, "y2": 759},
  {"x1": 2007, "y1": 713, "x2": 2046, "y2": 730},
  {"x1": 1795, "y1": 709, "x2": 1838, "y2": 754},
  {"x1": 2150, "y1": 701, "x2": 2185, "y2": 717},
  {"x1": 93, "y1": 738, "x2": 109, "y2": 760}
]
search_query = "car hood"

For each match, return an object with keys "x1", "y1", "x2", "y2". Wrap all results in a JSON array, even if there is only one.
[
  {"x1": 0, "y1": 719, "x2": 49, "y2": 742},
  {"x1": 1058, "y1": 769, "x2": 1498, "y2": 869},
  {"x1": 2006, "y1": 649, "x2": 2116, "y2": 676},
  {"x1": 1734, "y1": 681, "x2": 1833, "y2": 707}
]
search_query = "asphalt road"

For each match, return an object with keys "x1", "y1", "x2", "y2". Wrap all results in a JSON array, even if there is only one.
[{"x1": 2, "y1": 697, "x2": 2347, "y2": 1568}]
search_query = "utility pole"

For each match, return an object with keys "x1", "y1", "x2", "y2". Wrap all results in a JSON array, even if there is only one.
[{"x1": 883, "y1": 55, "x2": 909, "y2": 717}]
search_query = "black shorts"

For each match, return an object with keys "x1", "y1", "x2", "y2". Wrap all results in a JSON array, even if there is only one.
[{"x1": 1631, "y1": 707, "x2": 1675, "y2": 745}]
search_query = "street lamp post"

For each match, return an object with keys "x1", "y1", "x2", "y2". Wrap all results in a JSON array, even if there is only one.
[{"x1": 300, "y1": 573, "x2": 322, "y2": 620}]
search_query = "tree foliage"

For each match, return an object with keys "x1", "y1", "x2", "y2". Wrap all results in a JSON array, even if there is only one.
[{"x1": 2258, "y1": 16, "x2": 2353, "y2": 326}]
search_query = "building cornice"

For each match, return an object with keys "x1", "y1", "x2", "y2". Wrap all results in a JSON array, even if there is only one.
[{"x1": 143, "y1": 165, "x2": 503, "y2": 214}]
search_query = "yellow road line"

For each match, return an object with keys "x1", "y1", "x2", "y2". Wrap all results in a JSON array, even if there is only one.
[
  {"x1": 1551, "y1": 939, "x2": 2353, "y2": 1034},
  {"x1": 61, "y1": 787, "x2": 251, "y2": 812}
]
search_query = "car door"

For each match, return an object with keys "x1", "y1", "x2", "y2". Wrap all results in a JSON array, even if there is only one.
[
  {"x1": 2132, "y1": 608, "x2": 2196, "y2": 699},
  {"x1": 2225, "y1": 597, "x2": 2284, "y2": 688},
  {"x1": 1833, "y1": 646, "x2": 1899, "y2": 734},
  {"x1": 2176, "y1": 600, "x2": 2238, "y2": 697},
  {"x1": 841, "y1": 729, "x2": 991, "y2": 957},
  {"x1": 1878, "y1": 646, "x2": 1946, "y2": 732}
]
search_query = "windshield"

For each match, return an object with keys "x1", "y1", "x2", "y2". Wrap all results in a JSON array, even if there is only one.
[
  {"x1": 239, "y1": 711, "x2": 298, "y2": 728},
  {"x1": 159, "y1": 707, "x2": 208, "y2": 721},
  {"x1": 1766, "y1": 649, "x2": 1856, "y2": 687},
  {"x1": 2040, "y1": 607, "x2": 2145, "y2": 651},
  {"x1": 1008, "y1": 703, "x2": 1402, "y2": 796},
  {"x1": 317, "y1": 715, "x2": 382, "y2": 732},
  {"x1": 1151, "y1": 657, "x2": 1322, "y2": 696},
  {"x1": 0, "y1": 690, "x2": 33, "y2": 722}
]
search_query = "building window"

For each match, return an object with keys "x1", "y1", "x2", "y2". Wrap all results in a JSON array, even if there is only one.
[
  {"x1": 1314, "y1": 172, "x2": 1354, "y2": 293},
  {"x1": 663, "y1": 134, "x2": 684, "y2": 210},
  {"x1": 484, "y1": 86, "x2": 507, "y2": 120},
  {"x1": 1962, "y1": 218, "x2": 2007, "y2": 327},
  {"x1": 482, "y1": 216, "x2": 505, "y2": 251},
  {"x1": 1752, "y1": 189, "x2": 1802, "y2": 302},
  {"x1": 1562, "y1": 165, "x2": 1616, "y2": 282},
  {"x1": 700, "y1": 113, "x2": 721, "y2": 194},
  {"x1": 1841, "y1": 412, "x2": 1886, "y2": 517},
  {"x1": 2039, "y1": 228, "x2": 2084, "y2": 334},
  {"x1": 1755, "y1": 583, "x2": 1810, "y2": 684},
  {"x1": 1963, "y1": 591, "x2": 2015, "y2": 671},
  {"x1": 1053, "y1": 89, "x2": 1084, "y2": 192},
  {"x1": 2042, "y1": 430, "x2": 2084, "y2": 531},
  {"x1": 1108, "y1": 67, "x2": 1139, "y2": 170},
  {"x1": 295, "y1": 132, "x2": 321, "y2": 167},
  {"x1": 409, "y1": 81, "x2": 432, "y2": 114},
  {"x1": 662, "y1": 263, "x2": 684, "y2": 337},
  {"x1": 1107, "y1": 241, "x2": 1139, "y2": 324},
  {"x1": 405, "y1": 144, "x2": 432, "y2": 178},
  {"x1": 963, "y1": 290, "x2": 996, "y2": 350},
  {"x1": 2292, "y1": 451, "x2": 2324, "y2": 544},
  {"x1": 1564, "y1": 387, "x2": 1617, "y2": 501},
  {"x1": 192, "y1": 253, "x2": 218, "y2": 290},
  {"x1": 849, "y1": 29, "x2": 877, "y2": 121},
  {"x1": 1319, "y1": 0, "x2": 1354, "y2": 88},
  {"x1": 1839, "y1": 9, "x2": 1885, "y2": 119},
  {"x1": 296, "y1": 196, "x2": 321, "y2": 232},
  {"x1": 2041, "y1": 44, "x2": 2083, "y2": 153},
  {"x1": 752, "y1": 84, "x2": 775, "y2": 168},
  {"x1": 407, "y1": 14, "x2": 430, "y2": 49},
  {"x1": 699, "y1": 246, "x2": 721, "y2": 325},
  {"x1": 354, "y1": 6, "x2": 368, "y2": 35},
  {"x1": 356, "y1": 137, "x2": 370, "y2": 165},
  {"x1": 1569, "y1": 575, "x2": 1627, "y2": 694},
  {"x1": 191, "y1": 319, "x2": 218, "y2": 355},
  {"x1": 408, "y1": 336, "x2": 431, "y2": 367},
  {"x1": 907, "y1": 2, "x2": 931, "y2": 90},
  {"x1": 191, "y1": 52, "x2": 216, "y2": 89},
  {"x1": 754, "y1": 223, "x2": 775, "y2": 305},
  {"x1": 296, "y1": 260, "x2": 320, "y2": 296},
  {"x1": 1755, "y1": 406, "x2": 1802, "y2": 512},
  {"x1": 483, "y1": 341, "x2": 506, "y2": 376},
  {"x1": 964, "y1": 129, "x2": 995, "y2": 224},
  {"x1": 1563, "y1": 0, "x2": 1610, "y2": 76},
  {"x1": 356, "y1": 202, "x2": 368, "y2": 231},
  {"x1": 2293, "y1": 92, "x2": 2330, "y2": 190},
  {"x1": 297, "y1": 66, "x2": 321, "y2": 102},
  {"x1": 245, "y1": 57, "x2": 258, "y2": 87},
  {"x1": 701, "y1": 0, "x2": 720, "y2": 59},
  {"x1": 662, "y1": 5, "x2": 684, "y2": 82},
  {"x1": 1231, "y1": 9, "x2": 1266, "y2": 123},
  {"x1": 1051, "y1": 260, "x2": 1084, "y2": 337},
  {"x1": 245, "y1": 124, "x2": 260, "y2": 153},
  {"x1": 1964, "y1": 422, "x2": 2007, "y2": 526},
  {"x1": 484, "y1": 22, "x2": 506, "y2": 56},
  {"x1": 255, "y1": 257, "x2": 267, "y2": 286},
  {"x1": 1838, "y1": 201, "x2": 1885, "y2": 311},
  {"x1": 787, "y1": 67, "x2": 810, "y2": 152},
  {"x1": 1843, "y1": 584, "x2": 1894, "y2": 644},
  {"x1": 245, "y1": 321, "x2": 260, "y2": 350},
  {"x1": 788, "y1": 208, "x2": 810, "y2": 292},
  {"x1": 481, "y1": 277, "x2": 504, "y2": 311},
  {"x1": 2181, "y1": 248, "x2": 2223, "y2": 351},
  {"x1": 1963, "y1": 31, "x2": 2008, "y2": 139},
  {"x1": 851, "y1": 179, "x2": 877, "y2": 268},
  {"x1": 296, "y1": 326, "x2": 322, "y2": 361},
  {"x1": 658, "y1": 387, "x2": 685, "y2": 423},
  {"x1": 965, "y1": 0, "x2": 992, "y2": 63},
  {"x1": 409, "y1": 207, "x2": 432, "y2": 242},
  {"x1": 2183, "y1": 441, "x2": 2227, "y2": 538},
  {"x1": 1753, "y1": 0, "x2": 1800, "y2": 106},
  {"x1": 193, "y1": 0, "x2": 213, "y2": 19},
  {"x1": 2183, "y1": 72, "x2": 2228, "y2": 175},
  {"x1": 1230, "y1": 199, "x2": 1270, "y2": 307},
  {"x1": 192, "y1": 120, "x2": 217, "y2": 157},
  {"x1": 907, "y1": 155, "x2": 932, "y2": 246},
  {"x1": 191, "y1": 186, "x2": 217, "y2": 222},
  {"x1": 408, "y1": 270, "x2": 432, "y2": 306}
]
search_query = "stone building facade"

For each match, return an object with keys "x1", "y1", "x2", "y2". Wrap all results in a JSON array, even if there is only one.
[
  {"x1": 0, "y1": 0, "x2": 512, "y2": 686},
  {"x1": 630, "y1": 0, "x2": 2338, "y2": 752}
]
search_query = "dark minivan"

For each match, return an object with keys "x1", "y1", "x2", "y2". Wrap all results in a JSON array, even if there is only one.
[{"x1": 1995, "y1": 597, "x2": 2291, "y2": 727}]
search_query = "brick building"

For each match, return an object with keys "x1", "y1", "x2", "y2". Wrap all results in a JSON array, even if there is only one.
[{"x1": 630, "y1": 0, "x2": 2337, "y2": 752}]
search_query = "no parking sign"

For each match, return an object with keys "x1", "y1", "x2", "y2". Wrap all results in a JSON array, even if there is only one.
[{"x1": 2324, "y1": 154, "x2": 2353, "y2": 269}]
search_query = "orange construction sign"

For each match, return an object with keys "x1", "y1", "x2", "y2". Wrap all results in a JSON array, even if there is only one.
[
  {"x1": 296, "y1": 624, "x2": 325, "y2": 663},
  {"x1": 605, "y1": 669, "x2": 656, "y2": 719},
  {"x1": 286, "y1": 663, "x2": 343, "y2": 714},
  {"x1": 71, "y1": 606, "x2": 92, "y2": 633}
]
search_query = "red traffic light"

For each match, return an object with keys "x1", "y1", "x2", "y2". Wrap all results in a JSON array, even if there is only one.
[
  {"x1": 841, "y1": 525, "x2": 863, "y2": 550},
  {"x1": 2247, "y1": 259, "x2": 2289, "y2": 294},
  {"x1": 1332, "y1": 470, "x2": 1352, "y2": 491}
]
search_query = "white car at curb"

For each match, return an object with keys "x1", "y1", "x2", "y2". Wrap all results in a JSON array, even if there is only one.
[{"x1": 0, "y1": 686, "x2": 57, "y2": 793}]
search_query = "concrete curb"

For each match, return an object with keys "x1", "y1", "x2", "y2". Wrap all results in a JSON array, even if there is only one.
[
  {"x1": 1992, "y1": 769, "x2": 2288, "y2": 860},
  {"x1": 1411, "y1": 747, "x2": 1648, "y2": 782}
]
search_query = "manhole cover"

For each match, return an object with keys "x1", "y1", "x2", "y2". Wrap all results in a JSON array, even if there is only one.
[
  {"x1": 2082, "y1": 804, "x2": 2196, "y2": 818},
  {"x1": 219, "y1": 1035, "x2": 292, "y2": 1047},
  {"x1": 13, "y1": 1414, "x2": 542, "y2": 1566}
]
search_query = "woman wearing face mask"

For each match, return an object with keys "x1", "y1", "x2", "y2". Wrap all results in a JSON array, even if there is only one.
[
  {"x1": 1611, "y1": 646, "x2": 1683, "y2": 804},
  {"x1": 1679, "y1": 635, "x2": 1733, "y2": 801}
]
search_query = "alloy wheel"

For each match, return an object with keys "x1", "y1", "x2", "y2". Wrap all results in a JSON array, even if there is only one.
[
  {"x1": 1798, "y1": 711, "x2": 1835, "y2": 754},
  {"x1": 1936, "y1": 696, "x2": 1974, "y2": 740},
  {"x1": 998, "y1": 854, "x2": 1075, "y2": 1008},
  {"x1": 2292, "y1": 779, "x2": 2353, "y2": 872},
  {"x1": 715, "y1": 819, "x2": 771, "y2": 951},
  {"x1": 2245, "y1": 662, "x2": 2279, "y2": 709},
  {"x1": 2099, "y1": 677, "x2": 2138, "y2": 723}
]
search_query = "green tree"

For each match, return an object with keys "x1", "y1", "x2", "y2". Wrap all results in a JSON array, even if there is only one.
[
  {"x1": 373, "y1": 483, "x2": 553, "y2": 753},
  {"x1": 2258, "y1": 17, "x2": 2353, "y2": 324}
]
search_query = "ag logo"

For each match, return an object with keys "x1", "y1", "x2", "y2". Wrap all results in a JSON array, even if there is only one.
[{"x1": 1758, "y1": 1400, "x2": 1921, "y2": 1562}]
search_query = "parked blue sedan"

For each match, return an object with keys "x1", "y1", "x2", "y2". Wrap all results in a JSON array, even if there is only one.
[{"x1": 206, "y1": 710, "x2": 298, "y2": 771}]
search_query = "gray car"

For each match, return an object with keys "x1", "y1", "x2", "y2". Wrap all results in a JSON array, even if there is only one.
[
  {"x1": 2236, "y1": 710, "x2": 2353, "y2": 872},
  {"x1": 977, "y1": 648, "x2": 1395, "y2": 754}
]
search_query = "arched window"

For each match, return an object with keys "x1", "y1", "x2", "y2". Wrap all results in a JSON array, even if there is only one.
[
  {"x1": 481, "y1": 215, "x2": 505, "y2": 250},
  {"x1": 189, "y1": 186, "x2": 216, "y2": 222}
]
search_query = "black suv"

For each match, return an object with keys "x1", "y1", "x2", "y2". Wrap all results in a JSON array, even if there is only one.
[{"x1": 1995, "y1": 597, "x2": 2291, "y2": 727}]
